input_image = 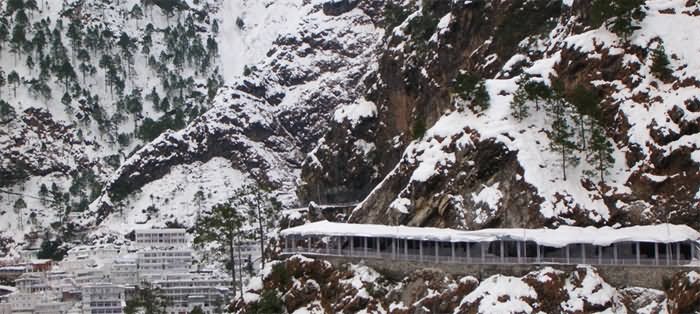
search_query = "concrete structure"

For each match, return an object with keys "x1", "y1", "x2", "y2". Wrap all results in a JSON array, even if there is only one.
[
  {"x1": 0, "y1": 228, "x2": 232, "y2": 314},
  {"x1": 151, "y1": 274, "x2": 230, "y2": 314},
  {"x1": 137, "y1": 249, "x2": 193, "y2": 276},
  {"x1": 281, "y1": 221, "x2": 700, "y2": 289},
  {"x1": 82, "y1": 284, "x2": 125, "y2": 314},
  {"x1": 110, "y1": 258, "x2": 138, "y2": 286},
  {"x1": 134, "y1": 229, "x2": 188, "y2": 248}
]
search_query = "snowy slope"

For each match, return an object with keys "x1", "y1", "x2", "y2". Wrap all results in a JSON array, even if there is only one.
[
  {"x1": 80, "y1": 0, "x2": 384, "y2": 239},
  {"x1": 340, "y1": 0, "x2": 700, "y2": 230}
]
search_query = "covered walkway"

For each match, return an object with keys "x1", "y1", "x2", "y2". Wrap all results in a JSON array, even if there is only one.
[{"x1": 280, "y1": 221, "x2": 700, "y2": 267}]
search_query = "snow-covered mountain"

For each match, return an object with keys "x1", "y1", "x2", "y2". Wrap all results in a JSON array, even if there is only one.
[{"x1": 3, "y1": 0, "x2": 700, "y2": 311}]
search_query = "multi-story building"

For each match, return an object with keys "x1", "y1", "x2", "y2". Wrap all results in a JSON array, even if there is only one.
[
  {"x1": 137, "y1": 249, "x2": 193, "y2": 277},
  {"x1": 7, "y1": 273, "x2": 72, "y2": 314},
  {"x1": 151, "y1": 274, "x2": 231, "y2": 314},
  {"x1": 82, "y1": 283, "x2": 125, "y2": 314},
  {"x1": 134, "y1": 229, "x2": 188, "y2": 248},
  {"x1": 110, "y1": 258, "x2": 138, "y2": 286}
]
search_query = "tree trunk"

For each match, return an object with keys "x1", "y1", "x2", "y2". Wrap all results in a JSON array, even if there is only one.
[
  {"x1": 228, "y1": 236, "x2": 237, "y2": 297},
  {"x1": 599, "y1": 155, "x2": 605, "y2": 184},
  {"x1": 257, "y1": 196, "x2": 265, "y2": 268},
  {"x1": 236, "y1": 233, "x2": 244, "y2": 297},
  {"x1": 579, "y1": 114, "x2": 587, "y2": 151},
  {"x1": 562, "y1": 146, "x2": 567, "y2": 181}
]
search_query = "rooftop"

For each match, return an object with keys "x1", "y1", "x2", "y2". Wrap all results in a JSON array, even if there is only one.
[{"x1": 281, "y1": 221, "x2": 700, "y2": 248}]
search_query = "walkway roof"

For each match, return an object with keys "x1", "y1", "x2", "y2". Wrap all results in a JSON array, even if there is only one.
[{"x1": 280, "y1": 221, "x2": 700, "y2": 248}]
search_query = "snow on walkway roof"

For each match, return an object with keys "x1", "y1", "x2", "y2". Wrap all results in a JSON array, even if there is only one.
[{"x1": 280, "y1": 221, "x2": 700, "y2": 248}]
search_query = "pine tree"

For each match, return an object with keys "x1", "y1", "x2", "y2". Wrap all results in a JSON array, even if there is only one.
[
  {"x1": 510, "y1": 80, "x2": 529, "y2": 121},
  {"x1": 32, "y1": 29, "x2": 46, "y2": 56},
  {"x1": 7, "y1": 71, "x2": 20, "y2": 97},
  {"x1": 39, "y1": 183, "x2": 49, "y2": 205},
  {"x1": 13, "y1": 198, "x2": 27, "y2": 213},
  {"x1": 0, "y1": 100, "x2": 15, "y2": 121},
  {"x1": 98, "y1": 54, "x2": 114, "y2": 93},
  {"x1": 10, "y1": 22, "x2": 27, "y2": 62},
  {"x1": 548, "y1": 97, "x2": 579, "y2": 181},
  {"x1": 61, "y1": 92, "x2": 72, "y2": 107},
  {"x1": 650, "y1": 43, "x2": 672, "y2": 80},
  {"x1": 193, "y1": 201, "x2": 245, "y2": 297},
  {"x1": 0, "y1": 70, "x2": 5, "y2": 96},
  {"x1": 0, "y1": 18, "x2": 9, "y2": 53},
  {"x1": 77, "y1": 49, "x2": 91, "y2": 83},
  {"x1": 587, "y1": 125, "x2": 615, "y2": 184},
  {"x1": 130, "y1": 4, "x2": 144, "y2": 21},
  {"x1": 591, "y1": 0, "x2": 645, "y2": 42},
  {"x1": 66, "y1": 20, "x2": 83, "y2": 60},
  {"x1": 6, "y1": 0, "x2": 25, "y2": 15},
  {"x1": 238, "y1": 184, "x2": 280, "y2": 269},
  {"x1": 472, "y1": 81, "x2": 490, "y2": 111},
  {"x1": 25, "y1": 0, "x2": 38, "y2": 12},
  {"x1": 523, "y1": 80, "x2": 551, "y2": 111},
  {"x1": 568, "y1": 85, "x2": 600, "y2": 151},
  {"x1": 25, "y1": 55, "x2": 34, "y2": 74},
  {"x1": 56, "y1": 60, "x2": 76, "y2": 92}
]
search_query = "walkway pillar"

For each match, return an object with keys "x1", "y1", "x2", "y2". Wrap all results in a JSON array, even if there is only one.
[
  {"x1": 292, "y1": 235, "x2": 296, "y2": 251},
  {"x1": 451, "y1": 242, "x2": 455, "y2": 262},
  {"x1": 636, "y1": 242, "x2": 640, "y2": 265},
  {"x1": 676, "y1": 243, "x2": 681, "y2": 265},
  {"x1": 516, "y1": 241, "x2": 521, "y2": 263},
  {"x1": 667, "y1": 243, "x2": 671, "y2": 265},
  {"x1": 566, "y1": 245, "x2": 570, "y2": 264},
  {"x1": 364, "y1": 237, "x2": 368, "y2": 257},
  {"x1": 536, "y1": 245, "x2": 540, "y2": 263},
  {"x1": 499, "y1": 241, "x2": 504, "y2": 263},
  {"x1": 693, "y1": 243, "x2": 696, "y2": 261},
  {"x1": 308, "y1": 236, "x2": 312, "y2": 252},
  {"x1": 419, "y1": 240, "x2": 423, "y2": 263},
  {"x1": 338, "y1": 237, "x2": 342, "y2": 256},
  {"x1": 392, "y1": 238, "x2": 396, "y2": 260},
  {"x1": 435, "y1": 241, "x2": 439, "y2": 263},
  {"x1": 654, "y1": 243, "x2": 658, "y2": 266},
  {"x1": 404, "y1": 239, "x2": 408, "y2": 258},
  {"x1": 325, "y1": 237, "x2": 329, "y2": 255},
  {"x1": 480, "y1": 242, "x2": 486, "y2": 263},
  {"x1": 350, "y1": 237, "x2": 354, "y2": 256},
  {"x1": 613, "y1": 244, "x2": 618, "y2": 264},
  {"x1": 377, "y1": 238, "x2": 381, "y2": 257},
  {"x1": 466, "y1": 243, "x2": 471, "y2": 263},
  {"x1": 581, "y1": 244, "x2": 586, "y2": 264},
  {"x1": 598, "y1": 246, "x2": 602, "y2": 265}
]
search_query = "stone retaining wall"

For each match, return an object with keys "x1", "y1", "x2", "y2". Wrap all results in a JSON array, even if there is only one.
[{"x1": 303, "y1": 254, "x2": 693, "y2": 289}]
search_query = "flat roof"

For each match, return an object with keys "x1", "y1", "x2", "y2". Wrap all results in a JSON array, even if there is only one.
[
  {"x1": 135, "y1": 229, "x2": 187, "y2": 234},
  {"x1": 280, "y1": 221, "x2": 700, "y2": 248}
]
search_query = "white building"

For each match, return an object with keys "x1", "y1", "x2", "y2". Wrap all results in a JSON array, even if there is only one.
[
  {"x1": 6, "y1": 273, "x2": 74, "y2": 314},
  {"x1": 134, "y1": 229, "x2": 188, "y2": 248},
  {"x1": 109, "y1": 258, "x2": 138, "y2": 286},
  {"x1": 151, "y1": 274, "x2": 231, "y2": 314},
  {"x1": 82, "y1": 284, "x2": 125, "y2": 314},
  {"x1": 137, "y1": 249, "x2": 193, "y2": 277}
]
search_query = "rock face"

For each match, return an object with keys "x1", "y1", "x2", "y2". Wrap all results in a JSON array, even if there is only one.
[
  {"x1": 235, "y1": 255, "x2": 692, "y2": 314},
  {"x1": 83, "y1": 1, "x2": 385, "y2": 230},
  {"x1": 300, "y1": 0, "x2": 700, "y2": 230}
]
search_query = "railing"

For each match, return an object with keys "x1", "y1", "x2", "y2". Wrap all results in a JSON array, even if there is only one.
[{"x1": 280, "y1": 247, "x2": 693, "y2": 267}]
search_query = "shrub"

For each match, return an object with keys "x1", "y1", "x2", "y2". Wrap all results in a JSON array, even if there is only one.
[
  {"x1": 270, "y1": 262, "x2": 291, "y2": 288},
  {"x1": 252, "y1": 290, "x2": 285, "y2": 314},
  {"x1": 412, "y1": 116, "x2": 427, "y2": 140}
]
